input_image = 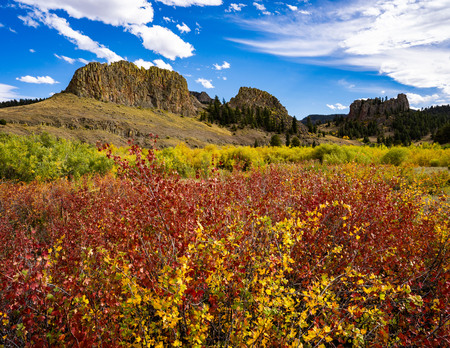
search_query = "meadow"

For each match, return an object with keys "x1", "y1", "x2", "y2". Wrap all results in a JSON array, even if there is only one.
[{"x1": 0, "y1": 134, "x2": 449, "y2": 347}]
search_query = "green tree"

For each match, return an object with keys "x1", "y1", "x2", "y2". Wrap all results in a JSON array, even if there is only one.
[
  {"x1": 269, "y1": 134, "x2": 282, "y2": 147},
  {"x1": 306, "y1": 117, "x2": 314, "y2": 133},
  {"x1": 291, "y1": 116, "x2": 298, "y2": 134},
  {"x1": 434, "y1": 123, "x2": 450, "y2": 144},
  {"x1": 291, "y1": 136, "x2": 301, "y2": 147}
]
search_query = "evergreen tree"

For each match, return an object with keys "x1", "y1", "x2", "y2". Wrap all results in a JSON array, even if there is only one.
[
  {"x1": 291, "y1": 136, "x2": 300, "y2": 147},
  {"x1": 434, "y1": 123, "x2": 450, "y2": 144},
  {"x1": 269, "y1": 134, "x2": 282, "y2": 147},
  {"x1": 306, "y1": 116, "x2": 314, "y2": 133},
  {"x1": 291, "y1": 116, "x2": 298, "y2": 134}
]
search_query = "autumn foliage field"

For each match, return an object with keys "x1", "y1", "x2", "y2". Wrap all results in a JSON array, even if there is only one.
[{"x1": 0, "y1": 140, "x2": 449, "y2": 347}]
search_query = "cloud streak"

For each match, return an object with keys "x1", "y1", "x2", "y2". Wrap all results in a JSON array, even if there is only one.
[
  {"x1": 0, "y1": 83, "x2": 22, "y2": 102},
  {"x1": 31, "y1": 11, "x2": 123, "y2": 63}
]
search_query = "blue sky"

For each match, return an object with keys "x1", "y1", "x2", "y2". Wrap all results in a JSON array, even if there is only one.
[{"x1": 1, "y1": 0, "x2": 450, "y2": 118}]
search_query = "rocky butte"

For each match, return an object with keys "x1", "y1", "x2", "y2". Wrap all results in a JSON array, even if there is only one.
[
  {"x1": 348, "y1": 93, "x2": 410, "y2": 121},
  {"x1": 65, "y1": 61, "x2": 198, "y2": 116},
  {"x1": 228, "y1": 86, "x2": 307, "y2": 134}
]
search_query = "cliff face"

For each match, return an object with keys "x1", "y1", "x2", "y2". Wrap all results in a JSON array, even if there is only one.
[
  {"x1": 348, "y1": 94, "x2": 409, "y2": 121},
  {"x1": 65, "y1": 61, "x2": 197, "y2": 116}
]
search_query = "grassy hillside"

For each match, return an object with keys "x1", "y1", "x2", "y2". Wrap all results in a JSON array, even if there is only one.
[{"x1": 0, "y1": 93, "x2": 280, "y2": 148}]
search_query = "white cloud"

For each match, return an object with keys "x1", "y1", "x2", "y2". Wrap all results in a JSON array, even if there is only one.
[
  {"x1": 153, "y1": 59, "x2": 173, "y2": 70},
  {"x1": 226, "y1": 3, "x2": 246, "y2": 12},
  {"x1": 326, "y1": 103, "x2": 348, "y2": 111},
  {"x1": 196, "y1": 78, "x2": 214, "y2": 89},
  {"x1": 287, "y1": 5, "x2": 297, "y2": 11},
  {"x1": 37, "y1": 11, "x2": 123, "y2": 63},
  {"x1": 0, "y1": 83, "x2": 21, "y2": 102},
  {"x1": 18, "y1": 14, "x2": 39, "y2": 27},
  {"x1": 253, "y1": 2, "x2": 265, "y2": 11},
  {"x1": 232, "y1": 0, "x2": 450, "y2": 99},
  {"x1": 213, "y1": 61, "x2": 230, "y2": 70},
  {"x1": 127, "y1": 24, "x2": 194, "y2": 60},
  {"x1": 15, "y1": 0, "x2": 154, "y2": 26},
  {"x1": 253, "y1": 2, "x2": 270, "y2": 15},
  {"x1": 163, "y1": 16, "x2": 174, "y2": 22},
  {"x1": 134, "y1": 58, "x2": 154, "y2": 69},
  {"x1": 9, "y1": 28, "x2": 17, "y2": 34},
  {"x1": 16, "y1": 75, "x2": 59, "y2": 84},
  {"x1": 29, "y1": 48, "x2": 35, "y2": 53},
  {"x1": 176, "y1": 22, "x2": 191, "y2": 33},
  {"x1": 298, "y1": 10, "x2": 310, "y2": 15},
  {"x1": 55, "y1": 53, "x2": 75, "y2": 64},
  {"x1": 406, "y1": 93, "x2": 443, "y2": 106},
  {"x1": 195, "y1": 22, "x2": 201, "y2": 34},
  {"x1": 0, "y1": 23, "x2": 3, "y2": 28},
  {"x1": 134, "y1": 58, "x2": 173, "y2": 70},
  {"x1": 155, "y1": 0, "x2": 222, "y2": 6},
  {"x1": 78, "y1": 58, "x2": 89, "y2": 64}
]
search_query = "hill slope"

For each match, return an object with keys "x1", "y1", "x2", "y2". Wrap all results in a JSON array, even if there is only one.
[{"x1": 0, "y1": 93, "x2": 283, "y2": 148}]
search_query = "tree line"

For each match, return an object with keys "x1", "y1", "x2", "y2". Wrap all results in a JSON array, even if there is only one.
[
  {"x1": 0, "y1": 98, "x2": 46, "y2": 109},
  {"x1": 200, "y1": 96, "x2": 301, "y2": 146}
]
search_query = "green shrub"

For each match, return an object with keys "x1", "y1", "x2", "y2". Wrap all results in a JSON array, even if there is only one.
[
  {"x1": 270, "y1": 134, "x2": 282, "y2": 147},
  {"x1": 429, "y1": 159, "x2": 440, "y2": 167},
  {"x1": 0, "y1": 133, "x2": 113, "y2": 181},
  {"x1": 0, "y1": 119, "x2": 6, "y2": 125},
  {"x1": 290, "y1": 136, "x2": 301, "y2": 147},
  {"x1": 381, "y1": 147, "x2": 409, "y2": 166}
]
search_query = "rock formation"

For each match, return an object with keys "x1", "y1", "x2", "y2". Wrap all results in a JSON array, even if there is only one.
[
  {"x1": 190, "y1": 91, "x2": 213, "y2": 104},
  {"x1": 65, "y1": 61, "x2": 197, "y2": 116},
  {"x1": 348, "y1": 94, "x2": 409, "y2": 121},
  {"x1": 228, "y1": 87, "x2": 307, "y2": 133},
  {"x1": 229, "y1": 87, "x2": 289, "y2": 117}
]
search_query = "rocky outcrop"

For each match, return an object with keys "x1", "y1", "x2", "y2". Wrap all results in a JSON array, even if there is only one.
[
  {"x1": 348, "y1": 94, "x2": 409, "y2": 121},
  {"x1": 65, "y1": 61, "x2": 197, "y2": 116},
  {"x1": 190, "y1": 91, "x2": 213, "y2": 104},
  {"x1": 229, "y1": 87, "x2": 289, "y2": 117},
  {"x1": 228, "y1": 87, "x2": 307, "y2": 134}
]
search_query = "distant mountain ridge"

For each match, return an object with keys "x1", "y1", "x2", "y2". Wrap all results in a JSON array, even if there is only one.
[{"x1": 301, "y1": 114, "x2": 345, "y2": 125}]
